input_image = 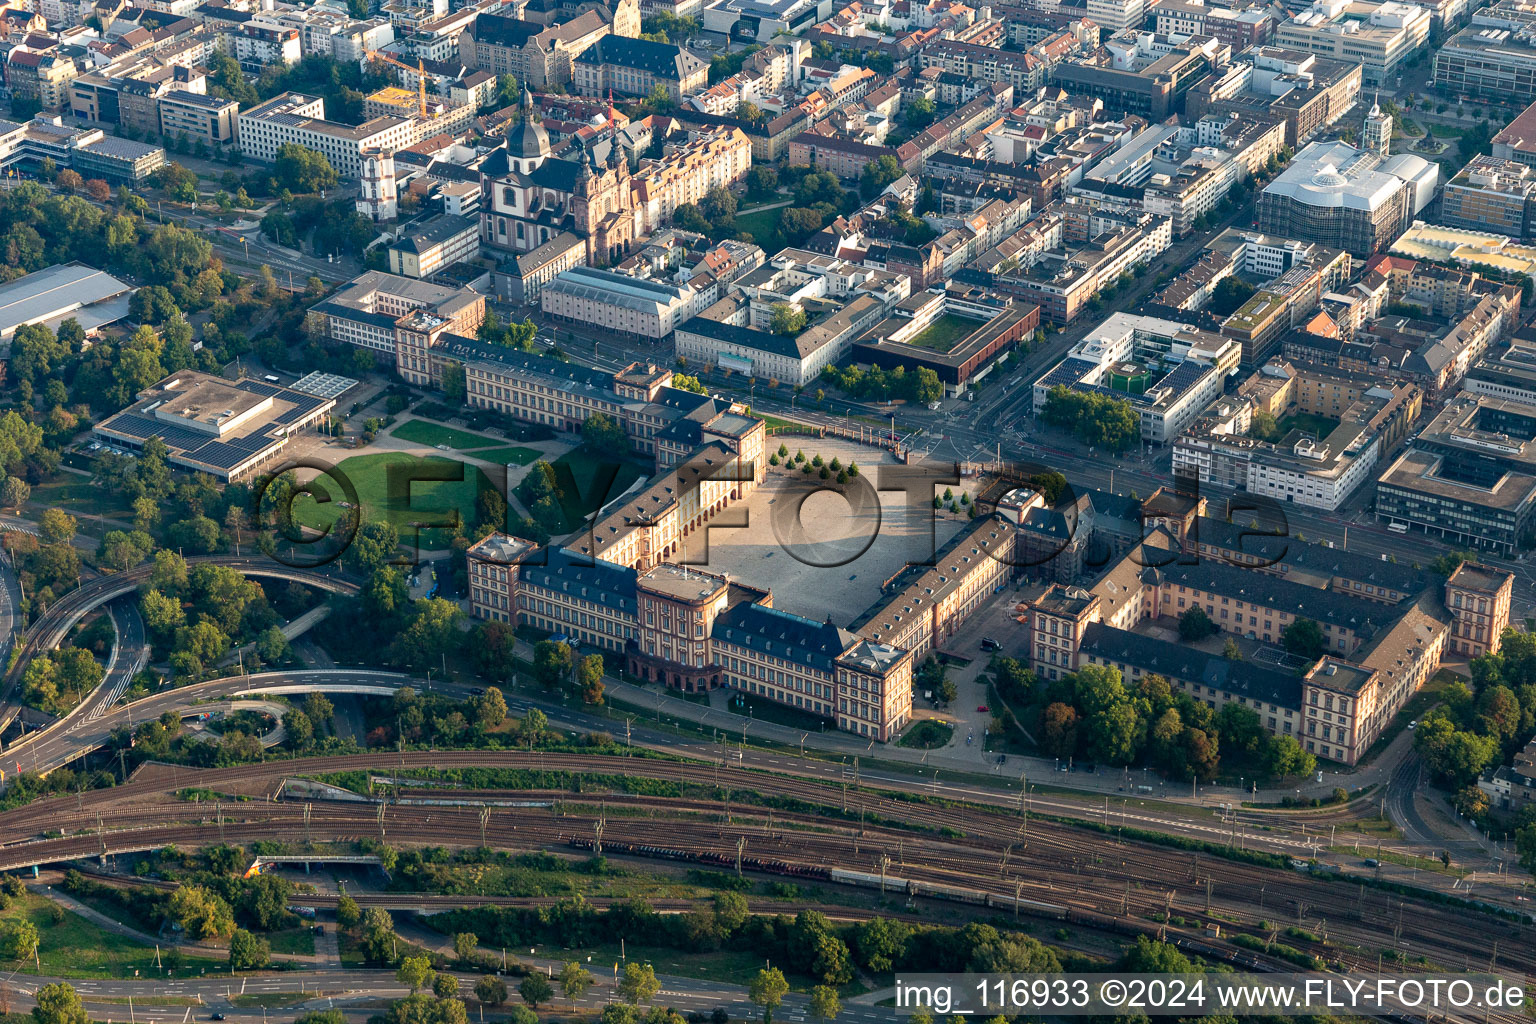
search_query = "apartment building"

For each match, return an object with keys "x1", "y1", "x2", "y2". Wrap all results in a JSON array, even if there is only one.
[
  {"x1": 1150, "y1": 0, "x2": 1274, "y2": 48},
  {"x1": 1186, "y1": 47, "x2": 1361, "y2": 148},
  {"x1": 237, "y1": 93, "x2": 415, "y2": 179}
]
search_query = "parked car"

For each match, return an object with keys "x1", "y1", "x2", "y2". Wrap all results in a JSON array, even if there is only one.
[{"x1": 976, "y1": 705, "x2": 989, "y2": 713}]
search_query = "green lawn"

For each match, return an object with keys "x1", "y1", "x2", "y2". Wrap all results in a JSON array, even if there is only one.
[
  {"x1": 1278, "y1": 413, "x2": 1340, "y2": 439},
  {"x1": 903, "y1": 314, "x2": 976, "y2": 353},
  {"x1": 898, "y1": 719, "x2": 954, "y2": 749},
  {"x1": 734, "y1": 207, "x2": 781, "y2": 247},
  {"x1": 29, "y1": 478, "x2": 133, "y2": 518},
  {"x1": 291, "y1": 452, "x2": 494, "y2": 550},
  {"x1": 267, "y1": 927, "x2": 316, "y2": 956},
  {"x1": 390, "y1": 420, "x2": 502, "y2": 450},
  {"x1": 548, "y1": 449, "x2": 648, "y2": 529},
  {"x1": 467, "y1": 446, "x2": 541, "y2": 466},
  {"x1": 0, "y1": 894, "x2": 224, "y2": 979}
]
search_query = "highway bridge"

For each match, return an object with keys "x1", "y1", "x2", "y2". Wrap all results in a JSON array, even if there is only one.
[{"x1": 0, "y1": 555, "x2": 359, "y2": 733}]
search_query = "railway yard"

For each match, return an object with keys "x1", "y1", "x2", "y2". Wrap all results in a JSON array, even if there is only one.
[{"x1": 1, "y1": 748, "x2": 1531, "y2": 1014}]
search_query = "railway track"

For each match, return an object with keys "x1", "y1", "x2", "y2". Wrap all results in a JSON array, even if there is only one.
[{"x1": 5, "y1": 757, "x2": 1532, "y2": 988}]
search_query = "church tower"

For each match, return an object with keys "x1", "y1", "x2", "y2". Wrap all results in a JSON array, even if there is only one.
[
  {"x1": 357, "y1": 147, "x2": 397, "y2": 222},
  {"x1": 1362, "y1": 93, "x2": 1391, "y2": 158}
]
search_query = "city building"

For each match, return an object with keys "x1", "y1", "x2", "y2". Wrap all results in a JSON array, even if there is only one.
[
  {"x1": 69, "y1": 135, "x2": 165, "y2": 184},
  {"x1": 849, "y1": 287, "x2": 1040, "y2": 394},
  {"x1": 387, "y1": 213, "x2": 480, "y2": 278},
  {"x1": 158, "y1": 90, "x2": 239, "y2": 149},
  {"x1": 0, "y1": 262, "x2": 135, "y2": 347},
  {"x1": 94, "y1": 372, "x2": 336, "y2": 483},
  {"x1": 540, "y1": 265, "x2": 700, "y2": 339},
  {"x1": 1444, "y1": 562, "x2": 1514, "y2": 658},
  {"x1": 1389, "y1": 221, "x2": 1536, "y2": 283},
  {"x1": 1435, "y1": 0, "x2": 1536, "y2": 102},
  {"x1": 1256, "y1": 139, "x2": 1438, "y2": 255},
  {"x1": 495, "y1": 230, "x2": 587, "y2": 304},
  {"x1": 1493, "y1": 97, "x2": 1536, "y2": 167},
  {"x1": 1031, "y1": 311, "x2": 1243, "y2": 444},
  {"x1": 1185, "y1": 46, "x2": 1362, "y2": 148},
  {"x1": 1478, "y1": 736, "x2": 1536, "y2": 812},
  {"x1": 1376, "y1": 390, "x2": 1536, "y2": 554},
  {"x1": 1171, "y1": 359, "x2": 1422, "y2": 509},
  {"x1": 1049, "y1": 33, "x2": 1221, "y2": 119},
  {"x1": 237, "y1": 93, "x2": 415, "y2": 179},
  {"x1": 1274, "y1": 0, "x2": 1430, "y2": 85},
  {"x1": 1361, "y1": 93, "x2": 1390, "y2": 156},
  {"x1": 672, "y1": 248, "x2": 910, "y2": 385},
  {"x1": 1439, "y1": 155, "x2": 1536, "y2": 239},
  {"x1": 312, "y1": 270, "x2": 486, "y2": 357},
  {"x1": 1150, "y1": 0, "x2": 1275, "y2": 49},
  {"x1": 573, "y1": 34, "x2": 709, "y2": 102},
  {"x1": 456, "y1": 10, "x2": 614, "y2": 88}
]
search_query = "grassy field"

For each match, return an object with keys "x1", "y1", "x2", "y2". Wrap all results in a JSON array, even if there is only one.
[
  {"x1": 29, "y1": 478, "x2": 133, "y2": 519},
  {"x1": 390, "y1": 420, "x2": 502, "y2": 450},
  {"x1": 291, "y1": 452, "x2": 493, "y2": 550},
  {"x1": 1278, "y1": 413, "x2": 1340, "y2": 438},
  {"x1": 0, "y1": 894, "x2": 224, "y2": 979},
  {"x1": 267, "y1": 927, "x2": 316, "y2": 956},
  {"x1": 903, "y1": 314, "x2": 976, "y2": 353},
  {"x1": 734, "y1": 207, "x2": 781, "y2": 247},
  {"x1": 548, "y1": 449, "x2": 648, "y2": 529},
  {"x1": 468, "y1": 446, "x2": 541, "y2": 466},
  {"x1": 898, "y1": 719, "x2": 954, "y2": 749}
]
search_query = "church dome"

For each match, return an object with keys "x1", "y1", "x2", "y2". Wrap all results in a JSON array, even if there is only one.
[{"x1": 507, "y1": 90, "x2": 549, "y2": 160}]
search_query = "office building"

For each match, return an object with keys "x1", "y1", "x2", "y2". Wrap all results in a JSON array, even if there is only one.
[
  {"x1": 387, "y1": 213, "x2": 480, "y2": 278},
  {"x1": 1274, "y1": 0, "x2": 1429, "y2": 85},
  {"x1": 573, "y1": 34, "x2": 709, "y2": 101},
  {"x1": 1256, "y1": 139, "x2": 1437, "y2": 255}
]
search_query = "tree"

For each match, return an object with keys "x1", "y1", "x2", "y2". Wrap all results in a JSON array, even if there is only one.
[
  {"x1": 32, "y1": 983, "x2": 87, "y2": 1024},
  {"x1": 38, "y1": 509, "x2": 76, "y2": 545},
  {"x1": 518, "y1": 973, "x2": 553, "y2": 1009},
  {"x1": 749, "y1": 968, "x2": 789, "y2": 1024},
  {"x1": 155, "y1": 162, "x2": 198, "y2": 203},
  {"x1": 809, "y1": 986, "x2": 841, "y2": 1023},
  {"x1": 1222, "y1": 637, "x2": 1242, "y2": 660},
  {"x1": 582, "y1": 412, "x2": 630, "y2": 458},
  {"x1": 433, "y1": 975, "x2": 460, "y2": 1000},
  {"x1": 1208, "y1": 276, "x2": 1256, "y2": 316},
  {"x1": 860, "y1": 154, "x2": 903, "y2": 198},
  {"x1": 453, "y1": 932, "x2": 478, "y2": 963},
  {"x1": 360, "y1": 907, "x2": 396, "y2": 962},
  {"x1": 475, "y1": 976, "x2": 509, "y2": 1006},
  {"x1": 169, "y1": 885, "x2": 235, "y2": 939},
  {"x1": 274, "y1": 143, "x2": 339, "y2": 194},
  {"x1": 397, "y1": 956, "x2": 436, "y2": 993},
  {"x1": 477, "y1": 686, "x2": 508, "y2": 730},
  {"x1": 560, "y1": 962, "x2": 594, "y2": 1001},
  {"x1": 1039, "y1": 702, "x2": 1078, "y2": 759},
  {"x1": 228, "y1": 929, "x2": 271, "y2": 971},
  {"x1": 2, "y1": 919, "x2": 39, "y2": 961},
  {"x1": 1281, "y1": 618, "x2": 1326, "y2": 660},
  {"x1": 903, "y1": 94, "x2": 936, "y2": 130},
  {"x1": 1179, "y1": 607, "x2": 1216, "y2": 641},
  {"x1": 576, "y1": 652, "x2": 605, "y2": 704},
  {"x1": 257, "y1": 625, "x2": 289, "y2": 664},
  {"x1": 532, "y1": 640, "x2": 573, "y2": 689},
  {"x1": 619, "y1": 962, "x2": 660, "y2": 1005},
  {"x1": 671, "y1": 373, "x2": 707, "y2": 394},
  {"x1": 769, "y1": 303, "x2": 807, "y2": 335},
  {"x1": 1, "y1": 476, "x2": 31, "y2": 510},
  {"x1": 1249, "y1": 409, "x2": 1281, "y2": 441}
]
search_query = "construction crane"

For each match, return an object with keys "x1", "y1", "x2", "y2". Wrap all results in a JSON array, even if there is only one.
[{"x1": 366, "y1": 49, "x2": 429, "y2": 118}]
